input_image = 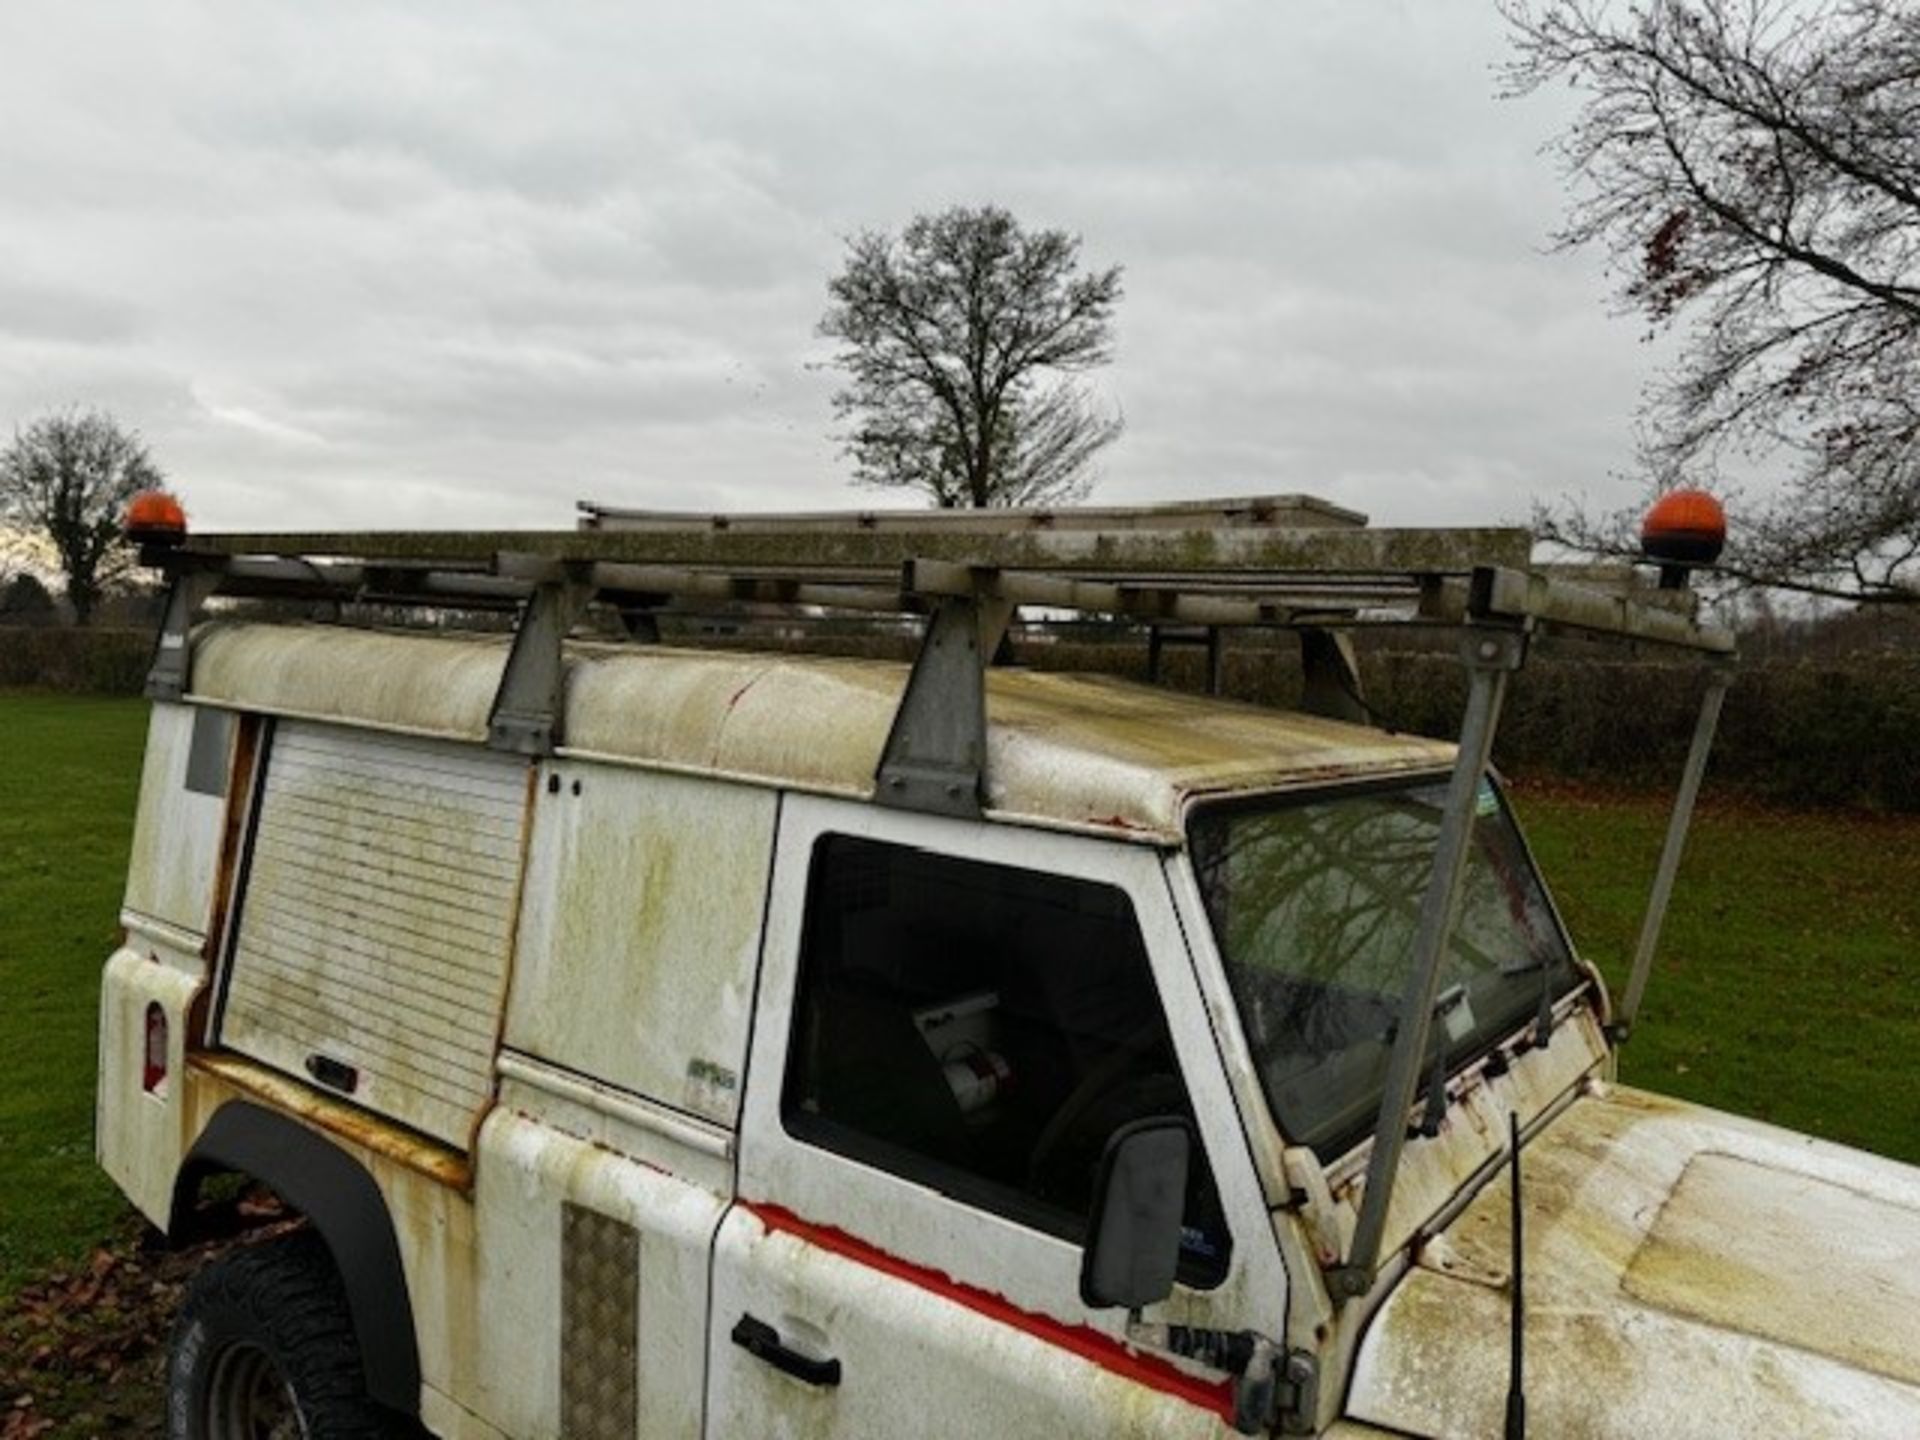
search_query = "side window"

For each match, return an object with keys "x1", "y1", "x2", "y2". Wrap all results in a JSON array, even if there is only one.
[{"x1": 782, "y1": 834, "x2": 1231, "y2": 1287}]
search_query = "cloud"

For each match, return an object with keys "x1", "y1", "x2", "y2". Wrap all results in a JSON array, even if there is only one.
[
  {"x1": 190, "y1": 383, "x2": 330, "y2": 449},
  {"x1": 0, "y1": 0, "x2": 1658, "y2": 531},
  {"x1": 0, "y1": 269, "x2": 143, "y2": 346}
]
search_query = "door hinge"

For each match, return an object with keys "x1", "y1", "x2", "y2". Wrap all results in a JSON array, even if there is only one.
[{"x1": 1270, "y1": 1348, "x2": 1320, "y2": 1436}]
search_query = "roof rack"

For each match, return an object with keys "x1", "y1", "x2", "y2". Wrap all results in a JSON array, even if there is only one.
[
  {"x1": 138, "y1": 492, "x2": 1737, "y2": 1310},
  {"x1": 145, "y1": 494, "x2": 1732, "y2": 768}
]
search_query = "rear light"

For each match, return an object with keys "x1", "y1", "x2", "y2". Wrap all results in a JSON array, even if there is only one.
[{"x1": 143, "y1": 1003, "x2": 169, "y2": 1095}]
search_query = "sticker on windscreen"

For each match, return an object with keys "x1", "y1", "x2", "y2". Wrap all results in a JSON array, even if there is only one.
[{"x1": 1436, "y1": 984, "x2": 1477, "y2": 1043}]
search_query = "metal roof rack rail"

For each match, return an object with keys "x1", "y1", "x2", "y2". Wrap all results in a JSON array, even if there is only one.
[{"x1": 577, "y1": 492, "x2": 1371, "y2": 533}]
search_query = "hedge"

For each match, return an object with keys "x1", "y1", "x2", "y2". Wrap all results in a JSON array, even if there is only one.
[
  {"x1": 1025, "y1": 639, "x2": 1920, "y2": 812},
  {"x1": 0, "y1": 627, "x2": 151, "y2": 695},
  {"x1": 1356, "y1": 650, "x2": 1920, "y2": 811}
]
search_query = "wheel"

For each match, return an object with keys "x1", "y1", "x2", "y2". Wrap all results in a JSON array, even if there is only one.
[{"x1": 168, "y1": 1231, "x2": 402, "y2": 1440}]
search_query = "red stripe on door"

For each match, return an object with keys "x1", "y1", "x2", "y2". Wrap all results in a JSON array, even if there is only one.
[{"x1": 739, "y1": 1200, "x2": 1236, "y2": 1422}]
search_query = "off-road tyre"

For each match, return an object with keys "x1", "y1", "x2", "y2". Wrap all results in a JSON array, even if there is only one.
[{"x1": 167, "y1": 1230, "x2": 404, "y2": 1440}]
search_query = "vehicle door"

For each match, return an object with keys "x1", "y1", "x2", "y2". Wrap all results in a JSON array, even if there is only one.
[{"x1": 705, "y1": 795, "x2": 1288, "y2": 1438}]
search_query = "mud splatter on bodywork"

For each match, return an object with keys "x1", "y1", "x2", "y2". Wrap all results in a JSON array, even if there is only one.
[{"x1": 1346, "y1": 1087, "x2": 1920, "y2": 1439}]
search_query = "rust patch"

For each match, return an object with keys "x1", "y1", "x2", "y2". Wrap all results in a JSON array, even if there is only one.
[
  {"x1": 201, "y1": 709, "x2": 263, "y2": 971},
  {"x1": 189, "y1": 1052, "x2": 471, "y2": 1190},
  {"x1": 724, "y1": 673, "x2": 765, "y2": 713},
  {"x1": 183, "y1": 981, "x2": 214, "y2": 1056}
]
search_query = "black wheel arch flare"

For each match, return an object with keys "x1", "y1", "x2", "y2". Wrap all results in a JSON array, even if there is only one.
[{"x1": 170, "y1": 1100, "x2": 421, "y2": 1416}]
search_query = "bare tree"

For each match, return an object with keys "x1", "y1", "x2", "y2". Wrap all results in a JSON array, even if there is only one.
[
  {"x1": 0, "y1": 408, "x2": 165, "y2": 625},
  {"x1": 820, "y1": 205, "x2": 1124, "y2": 508},
  {"x1": 1503, "y1": 0, "x2": 1920, "y2": 603}
]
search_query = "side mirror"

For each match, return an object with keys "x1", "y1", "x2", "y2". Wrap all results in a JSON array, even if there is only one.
[{"x1": 1079, "y1": 1117, "x2": 1191, "y2": 1310}]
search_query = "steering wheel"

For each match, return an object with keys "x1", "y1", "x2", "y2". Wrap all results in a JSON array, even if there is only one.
[{"x1": 1025, "y1": 1021, "x2": 1183, "y2": 1201}]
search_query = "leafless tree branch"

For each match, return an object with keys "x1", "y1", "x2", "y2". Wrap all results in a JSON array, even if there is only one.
[{"x1": 1504, "y1": 0, "x2": 1920, "y2": 603}]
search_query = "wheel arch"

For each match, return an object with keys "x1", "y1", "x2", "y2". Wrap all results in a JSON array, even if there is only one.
[{"x1": 170, "y1": 1100, "x2": 421, "y2": 1416}]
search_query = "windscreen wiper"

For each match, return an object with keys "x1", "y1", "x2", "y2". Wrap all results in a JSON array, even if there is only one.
[
  {"x1": 1499, "y1": 953, "x2": 1559, "y2": 1051},
  {"x1": 1418, "y1": 985, "x2": 1471, "y2": 1136},
  {"x1": 1533, "y1": 962, "x2": 1556, "y2": 1048}
]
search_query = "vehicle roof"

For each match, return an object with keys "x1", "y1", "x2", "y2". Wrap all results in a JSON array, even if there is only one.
[{"x1": 190, "y1": 621, "x2": 1454, "y2": 841}]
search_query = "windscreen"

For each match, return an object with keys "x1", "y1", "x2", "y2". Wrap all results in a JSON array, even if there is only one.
[{"x1": 1189, "y1": 775, "x2": 1577, "y2": 1161}]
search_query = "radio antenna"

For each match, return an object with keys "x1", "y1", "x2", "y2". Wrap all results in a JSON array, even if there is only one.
[{"x1": 1504, "y1": 1110, "x2": 1527, "y2": 1440}]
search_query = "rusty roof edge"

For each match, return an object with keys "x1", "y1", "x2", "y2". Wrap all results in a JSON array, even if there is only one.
[{"x1": 1171, "y1": 751, "x2": 1459, "y2": 823}]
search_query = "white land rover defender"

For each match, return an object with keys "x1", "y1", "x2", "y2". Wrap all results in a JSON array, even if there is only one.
[{"x1": 96, "y1": 497, "x2": 1920, "y2": 1439}]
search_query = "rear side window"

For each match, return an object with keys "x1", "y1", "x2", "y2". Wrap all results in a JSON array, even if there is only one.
[{"x1": 782, "y1": 834, "x2": 1230, "y2": 1287}]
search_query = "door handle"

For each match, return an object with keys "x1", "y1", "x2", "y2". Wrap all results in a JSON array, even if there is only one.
[{"x1": 730, "y1": 1314, "x2": 842, "y2": 1388}]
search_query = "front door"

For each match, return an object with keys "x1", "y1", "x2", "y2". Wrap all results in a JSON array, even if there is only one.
[{"x1": 704, "y1": 796, "x2": 1286, "y2": 1438}]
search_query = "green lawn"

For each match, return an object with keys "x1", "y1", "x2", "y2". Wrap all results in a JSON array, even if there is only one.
[
  {"x1": 0, "y1": 692, "x2": 1915, "y2": 1299},
  {"x1": 1512, "y1": 779, "x2": 1920, "y2": 1162},
  {"x1": 0, "y1": 693, "x2": 148, "y2": 1292}
]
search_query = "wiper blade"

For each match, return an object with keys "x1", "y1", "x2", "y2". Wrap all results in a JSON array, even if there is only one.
[
  {"x1": 1418, "y1": 985, "x2": 1472, "y2": 1137},
  {"x1": 1534, "y1": 962, "x2": 1556, "y2": 1048},
  {"x1": 1496, "y1": 952, "x2": 1558, "y2": 1048}
]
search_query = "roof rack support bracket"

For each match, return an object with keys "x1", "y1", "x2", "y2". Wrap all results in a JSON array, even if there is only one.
[
  {"x1": 875, "y1": 593, "x2": 1013, "y2": 820},
  {"x1": 1326, "y1": 623, "x2": 1528, "y2": 1301},
  {"x1": 1145, "y1": 625, "x2": 1226, "y2": 694},
  {"x1": 1612, "y1": 660, "x2": 1733, "y2": 1040},
  {"x1": 487, "y1": 575, "x2": 591, "y2": 757},
  {"x1": 145, "y1": 568, "x2": 222, "y2": 701},
  {"x1": 1299, "y1": 628, "x2": 1367, "y2": 724}
]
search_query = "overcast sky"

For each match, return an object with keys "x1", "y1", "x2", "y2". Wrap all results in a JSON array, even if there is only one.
[{"x1": 0, "y1": 1, "x2": 1664, "y2": 533}]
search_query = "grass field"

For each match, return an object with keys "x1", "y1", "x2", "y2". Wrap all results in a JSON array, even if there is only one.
[
  {"x1": 1, "y1": 692, "x2": 1916, "y2": 1299},
  {"x1": 0, "y1": 693, "x2": 149, "y2": 1293},
  {"x1": 1512, "y1": 778, "x2": 1920, "y2": 1158}
]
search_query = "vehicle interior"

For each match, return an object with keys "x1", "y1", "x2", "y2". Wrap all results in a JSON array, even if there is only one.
[{"x1": 783, "y1": 834, "x2": 1232, "y2": 1285}]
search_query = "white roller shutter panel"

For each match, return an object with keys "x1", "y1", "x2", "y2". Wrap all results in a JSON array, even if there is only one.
[{"x1": 221, "y1": 721, "x2": 530, "y2": 1148}]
